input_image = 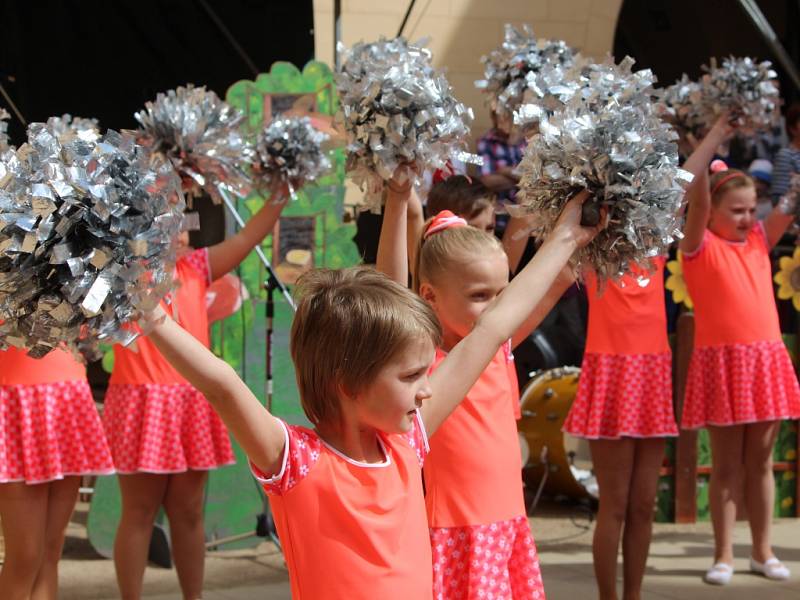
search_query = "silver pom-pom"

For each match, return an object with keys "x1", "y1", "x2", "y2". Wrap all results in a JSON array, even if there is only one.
[
  {"x1": 657, "y1": 74, "x2": 705, "y2": 140},
  {"x1": 0, "y1": 109, "x2": 10, "y2": 153},
  {"x1": 475, "y1": 24, "x2": 577, "y2": 131},
  {"x1": 253, "y1": 116, "x2": 332, "y2": 200},
  {"x1": 135, "y1": 84, "x2": 253, "y2": 202},
  {"x1": 336, "y1": 37, "x2": 478, "y2": 212},
  {"x1": 44, "y1": 114, "x2": 101, "y2": 144},
  {"x1": 697, "y1": 56, "x2": 780, "y2": 133},
  {"x1": 0, "y1": 124, "x2": 185, "y2": 359},
  {"x1": 514, "y1": 56, "x2": 693, "y2": 282}
]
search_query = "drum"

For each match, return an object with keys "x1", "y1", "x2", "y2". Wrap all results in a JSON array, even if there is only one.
[{"x1": 517, "y1": 367, "x2": 597, "y2": 499}]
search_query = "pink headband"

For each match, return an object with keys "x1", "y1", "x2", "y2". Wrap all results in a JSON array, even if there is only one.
[
  {"x1": 424, "y1": 210, "x2": 468, "y2": 239},
  {"x1": 710, "y1": 172, "x2": 747, "y2": 197}
]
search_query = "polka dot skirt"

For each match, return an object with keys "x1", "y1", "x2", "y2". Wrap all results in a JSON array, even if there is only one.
[
  {"x1": 431, "y1": 515, "x2": 545, "y2": 600},
  {"x1": 681, "y1": 340, "x2": 800, "y2": 430},
  {"x1": 103, "y1": 383, "x2": 235, "y2": 473},
  {"x1": 563, "y1": 352, "x2": 677, "y2": 439},
  {"x1": 0, "y1": 381, "x2": 114, "y2": 484}
]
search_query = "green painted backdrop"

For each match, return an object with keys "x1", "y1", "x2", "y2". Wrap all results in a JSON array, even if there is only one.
[
  {"x1": 204, "y1": 61, "x2": 358, "y2": 548},
  {"x1": 87, "y1": 61, "x2": 359, "y2": 556}
]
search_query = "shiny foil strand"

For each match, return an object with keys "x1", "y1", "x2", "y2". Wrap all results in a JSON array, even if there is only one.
[
  {"x1": 134, "y1": 84, "x2": 254, "y2": 202},
  {"x1": 336, "y1": 37, "x2": 479, "y2": 212},
  {"x1": 0, "y1": 124, "x2": 185, "y2": 360},
  {"x1": 44, "y1": 114, "x2": 101, "y2": 144},
  {"x1": 514, "y1": 55, "x2": 693, "y2": 283}
]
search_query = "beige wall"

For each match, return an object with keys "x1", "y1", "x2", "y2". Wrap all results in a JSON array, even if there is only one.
[{"x1": 313, "y1": 0, "x2": 624, "y2": 146}]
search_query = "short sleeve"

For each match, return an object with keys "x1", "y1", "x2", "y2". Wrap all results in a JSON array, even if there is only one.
[
  {"x1": 181, "y1": 247, "x2": 212, "y2": 284},
  {"x1": 681, "y1": 230, "x2": 710, "y2": 260},
  {"x1": 400, "y1": 409, "x2": 429, "y2": 467},
  {"x1": 249, "y1": 421, "x2": 322, "y2": 495}
]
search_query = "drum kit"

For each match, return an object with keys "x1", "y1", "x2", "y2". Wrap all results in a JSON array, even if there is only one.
[{"x1": 517, "y1": 367, "x2": 598, "y2": 506}]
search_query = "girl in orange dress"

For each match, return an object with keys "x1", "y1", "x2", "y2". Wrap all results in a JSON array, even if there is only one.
[
  {"x1": 0, "y1": 348, "x2": 113, "y2": 598},
  {"x1": 680, "y1": 115, "x2": 800, "y2": 585},
  {"x1": 375, "y1": 174, "x2": 587, "y2": 599},
  {"x1": 134, "y1": 189, "x2": 598, "y2": 600},
  {"x1": 562, "y1": 259, "x2": 677, "y2": 600},
  {"x1": 102, "y1": 199, "x2": 286, "y2": 600}
]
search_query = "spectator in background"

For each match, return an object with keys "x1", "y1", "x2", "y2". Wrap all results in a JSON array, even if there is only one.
[
  {"x1": 476, "y1": 111, "x2": 526, "y2": 235},
  {"x1": 770, "y1": 103, "x2": 800, "y2": 203},
  {"x1": 748, "y1": 158, "x2": 774, "y2": 220},
  {"x1": 426, "y1": 175, "x2": 496, "y2": 233},
  {"x1": 728, "y1": 120, "x2": 787, "y2": 168}
]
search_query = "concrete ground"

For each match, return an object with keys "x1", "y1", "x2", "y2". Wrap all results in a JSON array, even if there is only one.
[{"x1": 55, "y1": 502, "x2": 800, "y2": 599}]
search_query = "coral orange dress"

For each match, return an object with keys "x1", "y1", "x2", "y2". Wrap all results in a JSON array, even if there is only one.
[
  {"x1": 425, "y1": 342, "x2": 544, "y2": 600},
  {"x1": 0, "y1": 347, "x2": 113, "y2": 483},
  {"x1": 564, "y1": 259, "x2": 677, "y2": 439},
  {"x1": 681, "y1": 224, "x2": 800, "y2": 428},
  {"x1": 251, "y1": 411, "x2": 433, "y2": 600},
  {"x1": 102, "y1": 248, "x2": 234, "y2": 473}
]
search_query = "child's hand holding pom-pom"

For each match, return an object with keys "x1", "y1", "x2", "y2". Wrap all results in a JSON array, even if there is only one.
[
  {"x1": 514, "y1": 56, "x2": 693, "y2": 283},
  {"x1": 336, "y1": 37, "x2": 478, "y2": 213}
]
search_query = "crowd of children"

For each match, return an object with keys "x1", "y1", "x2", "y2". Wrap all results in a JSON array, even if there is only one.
[{"x1": 1, "y1": 82, "x2": 800, "y2": 600}]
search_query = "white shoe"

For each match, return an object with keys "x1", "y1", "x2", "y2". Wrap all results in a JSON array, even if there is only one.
[
  {"x1": 704, "y1": 562, "x2": 734, "y2": 585},
  {"x1": 750, "y1": 557, "x2": 791, "y2": 580}
]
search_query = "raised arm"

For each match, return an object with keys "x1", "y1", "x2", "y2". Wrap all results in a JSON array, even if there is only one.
[
  {"x1": 680, "y1": 116, "x2": 735, "y2": 254},
  {"x1": 681, "y1": 114, "x2": 734, "y2": 181},
  {"x1": 423, "y1": 191, "x2": 598, "y2": 435},
  {"x1": 375, "y1": 169, "x2": 413, "y2": 285},
  {"x1": 763, "y1": 200, "x2": 796, "y2": 248},
  {"x1": 502, "y1": 214, "x2": 534, "y2": 274},
  {"x1": 680, "y1": 169, "x2": 711, "y2": 255},
  {"x1": 510, "y1": 265, "x2": 575, "y2": 349},
  {"x1": 207, "y1": 196, "x2": 289, "y2": 281},
  {"x1": 480, "y1": 171, "x2": 518, "y2": 194},
  {"x1": 406, "y1": 187, "x2": 425, "y2": 281},
  {"x1": 144, "y1": 308, "x2": 286, "y2": 475}
]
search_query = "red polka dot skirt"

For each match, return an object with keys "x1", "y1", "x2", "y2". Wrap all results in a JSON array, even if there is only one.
[
  {"x1": 103, "y1": 383, "x2": 235, "y2": 474},
  {"x1": 0, "y1": 381, "x2": 114, "y2": 484},
  {"x1": 681, "y1": 340, "x2": 800, "y2": 429},
  {"x1": 431, "y1": 515, "x2": 545, "y2": 600},
  {"x1": 563, "y1": 352, "x2": 677, "y2": 439}
]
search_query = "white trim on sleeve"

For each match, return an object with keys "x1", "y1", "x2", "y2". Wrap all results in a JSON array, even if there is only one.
[{"x1": 249, "y1": 419, "x2": 290, "y2": 485}]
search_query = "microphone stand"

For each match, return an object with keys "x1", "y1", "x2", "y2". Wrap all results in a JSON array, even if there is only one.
[
  {"x1": 217, "y1": 185, "x2": 296, "y2": 311},
  {"x1": 205, "y1": 185, "x2": 293, "y2": 553}
]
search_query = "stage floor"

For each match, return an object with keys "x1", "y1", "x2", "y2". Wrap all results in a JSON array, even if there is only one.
[{"x1": 56, "y1": 501, "x2": 800, "y2": 599}]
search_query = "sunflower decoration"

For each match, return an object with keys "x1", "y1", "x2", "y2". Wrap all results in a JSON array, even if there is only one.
[
  {"x1": 775, "y1": 247, "x2": 800, "y2": 311},
  {"x1": 666, "y1": 251, "x2": 693, "y2": 309}
]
